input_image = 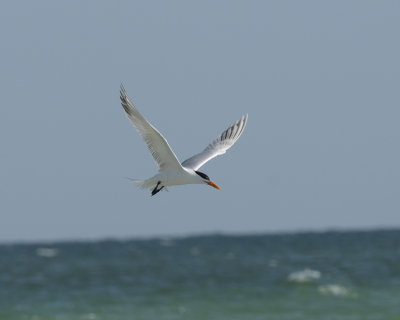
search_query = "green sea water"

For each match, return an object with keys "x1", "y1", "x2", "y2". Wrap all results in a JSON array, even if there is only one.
[{"x1": 1, "y1": 230, "x2": 400, "y2": 320}]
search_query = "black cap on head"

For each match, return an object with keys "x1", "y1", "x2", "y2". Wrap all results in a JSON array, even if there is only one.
[{"x1": 195, "y1": 171, "x2": 210, "y2": 181}]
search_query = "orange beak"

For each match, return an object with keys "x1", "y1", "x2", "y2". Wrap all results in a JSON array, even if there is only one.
[{"x1": 207, "y1": 180, "x2": 221, "y2": 190}]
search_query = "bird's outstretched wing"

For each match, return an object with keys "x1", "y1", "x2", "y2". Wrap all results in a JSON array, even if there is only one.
[
  {"x1": 181, "y1": 114, "x2": 248, "y2": 171},
  {"x1": 120, "y1": 85, "x2": 183, "y2": 172}
]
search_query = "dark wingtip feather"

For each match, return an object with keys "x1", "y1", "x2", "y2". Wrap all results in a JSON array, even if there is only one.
[{"x1": 119, "y1": 84, "x2": 134, "y2": 117}]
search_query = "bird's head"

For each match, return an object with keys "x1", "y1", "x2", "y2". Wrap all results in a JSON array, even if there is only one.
[{"x1": 195, "y1": 170, "x2": 221, "y2": 190}]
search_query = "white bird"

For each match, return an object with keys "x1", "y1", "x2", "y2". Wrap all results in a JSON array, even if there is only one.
[{"x1": 120, "y1": 85, "x2": 248, "y2": 196}]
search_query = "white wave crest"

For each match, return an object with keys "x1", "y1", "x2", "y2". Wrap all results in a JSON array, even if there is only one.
[
  {"x1": 288, "y1": 268, "x2": 321, "y2": 283},
  {"x1": 36, "y1": 247, "x2": 59, "y2": 258},
  {"x1": 159, "y1": 238, "x2": 174, "y2": 247},
  {"x1": 268, "y1": 259, "x2": 278, "y2": 268},
  {"x1": 318, "y1": 284, "x2": 357, "y2": 298}
]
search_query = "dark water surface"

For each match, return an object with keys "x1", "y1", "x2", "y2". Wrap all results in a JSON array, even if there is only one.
[{"x1": 1, "y1": 230, "x2": 400, "y2": 320}]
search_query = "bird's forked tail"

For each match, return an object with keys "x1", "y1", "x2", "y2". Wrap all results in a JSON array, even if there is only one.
[{"x1": 126, "y1": 178, "x2": 156, "y2": 190}]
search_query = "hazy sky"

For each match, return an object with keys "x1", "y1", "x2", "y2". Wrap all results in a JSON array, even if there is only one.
[{"x1": 1, "y1": 1, "x2": 399, "y2": 242}]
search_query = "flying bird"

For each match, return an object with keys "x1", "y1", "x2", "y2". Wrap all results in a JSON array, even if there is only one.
[{"x1": 120, "y1": 85, "x2": 248, "y2": 196}]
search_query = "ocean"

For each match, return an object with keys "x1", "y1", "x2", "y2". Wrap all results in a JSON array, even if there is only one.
[{"x1": 1, "y1": 230, "x2": 399, "y2": 320}]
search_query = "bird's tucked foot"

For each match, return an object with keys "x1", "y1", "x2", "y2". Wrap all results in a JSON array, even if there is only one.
[{"x1": 151, "y1": 181, "x2": 164, "y2": 196}]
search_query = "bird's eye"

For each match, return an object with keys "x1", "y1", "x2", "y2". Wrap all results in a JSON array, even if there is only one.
[{"x1": 195, "y1": 171, "x2": 210, "y2": 180}]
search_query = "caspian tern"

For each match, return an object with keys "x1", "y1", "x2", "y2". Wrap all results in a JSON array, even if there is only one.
[{"x1": 120, "y1": 85, "x2": 248, "y2": 196}]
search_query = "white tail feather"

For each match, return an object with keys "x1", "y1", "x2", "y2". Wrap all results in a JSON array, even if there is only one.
[{"x1": 126, "y1": 178, "x2": 156, "y2": 190}]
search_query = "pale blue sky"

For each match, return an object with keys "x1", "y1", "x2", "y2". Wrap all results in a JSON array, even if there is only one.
[{"x1": 1, "y1": 1, "x2": 399, "y2": 242}]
